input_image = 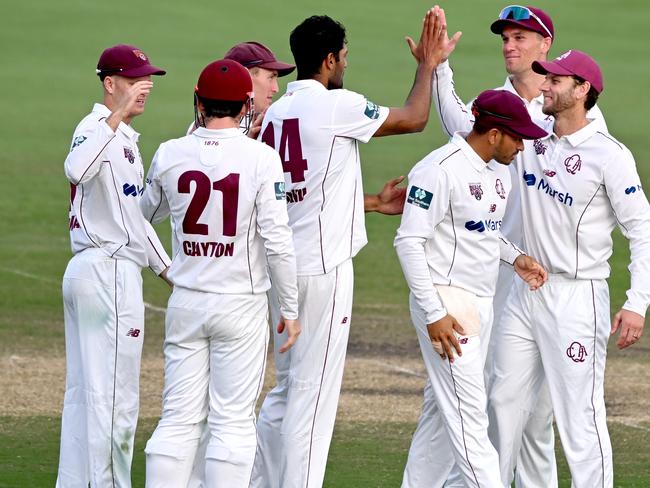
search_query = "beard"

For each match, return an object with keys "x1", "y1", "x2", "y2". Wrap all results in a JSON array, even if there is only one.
[
  {"x1": 327, "y1": 79, "x2": 343, "y2": 90},
  {"x1": 542, "y1": 89, "x2": 577, "y2": 116}
]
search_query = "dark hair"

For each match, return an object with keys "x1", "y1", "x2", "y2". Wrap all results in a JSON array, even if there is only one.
[
  {"x1": 290, "y1": 15, "x2": 347, "y2": 79},
  {"x1": 472, "y1": 120, "x2": 492, "y2": 135},
  {"x1": 573, "y1": 76, "x2": 599, "y2": 110},
  {"x1": 198, "y1": 96, "x2": 245, "y2": 119}
]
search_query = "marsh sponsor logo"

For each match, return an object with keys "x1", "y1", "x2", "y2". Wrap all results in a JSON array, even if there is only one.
[
  {"x1": 123, "y1": 183, "x2": 144, "y2": 197},
  {"x1": 625, "y1": 184, "x2": 643, "y2": 195},
  {"x1": 464, "y1": 219, "x2": 502, "y2": 233},
  {"x1": 523, "y1": 171, "x2": 574, "y2": 207}
]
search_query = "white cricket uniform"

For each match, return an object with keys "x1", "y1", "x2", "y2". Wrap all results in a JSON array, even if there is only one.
[
  {"x1": 395, "y1": 133, "x2": 522, "y2": 488},
  {"x1": 251, "y1": 79, "x2": 389, "y2": 488},
  {"x1": 57, "y1": 103, "x2": 170, "y2": 488},
  {"x1": 139, "y1": 127, "x2": 298, "y2": 488},
  {"x1": 489, "y1": 121, "x2": 650, "y2": 488},
  {"x1": 401, "y1": 61, "x2": 605, "y2": 488}
]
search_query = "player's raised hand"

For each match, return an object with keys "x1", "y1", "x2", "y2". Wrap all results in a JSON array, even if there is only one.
[
  {"x1": 277, "y1": 317, "x2": 301, "y2": 353},
  {"x1": 248, "y1": 110, "x2": 266, "y2": 139},
  {"x1": 514, "y1": 254, "x2": 548, "y2": 290},
  {"x1": 427, "y1": 314, "x2": 465, "y2": 362},
  {"x1": 107, "y1": 80, "x2": 153, "y2": 128},
  {"x1": 365, "y1": 176, "x2": 407, "y2": 215},
  {"x1": 406, "y1": 6, "x2": 462, "y2": 68},
  {"x1": 611, "y1": 309, "x2": 645, "y2": 349}
]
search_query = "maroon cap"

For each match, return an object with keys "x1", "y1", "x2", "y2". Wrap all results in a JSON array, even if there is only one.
[
  {"x1": 195, "y1": 59, "x2": 253, "y2": 102},
  {"x1": 96, "y1": 44, "x2": 166, "y2": 78},
  {"x1": 491, "y1": 6, "x2": 554, "y2": 39},
  {"x1": 224, "y1": 41, "x2": 295, "y2": 77},
  {"x1": 532, "y1": 50, "x2": 603, "y2": 93},
  {"x1": 472, "y1": 89, "x2": 548, "y2": 139}
]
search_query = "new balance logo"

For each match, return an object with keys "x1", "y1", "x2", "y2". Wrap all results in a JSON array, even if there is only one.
[
  {"x1": 126, "y1": 328, "x2": 141, "y2": 337},
  {"x1": 341, "y1": 317, "x2": 348, "y2": 325}
]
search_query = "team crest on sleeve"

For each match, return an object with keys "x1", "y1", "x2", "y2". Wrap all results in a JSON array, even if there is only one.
[
  {"x1": 71, "y1": 135, "x2": 87, "y2": 151},
  {"x1": 495, "y1": 179, "x2": 506, "y2": 199},
  {"x1": 274, "y1": 182, "x2": 286, "y2": 200},
  {"x1": 407, "y1": 186, "x2": 433, "y2": 209},
  {"x1": 469, "y1": 183, "x2": 483, "y2": 200},
  {"x1": 364, "y1": 100, "x2": 380, "y2": 120}
]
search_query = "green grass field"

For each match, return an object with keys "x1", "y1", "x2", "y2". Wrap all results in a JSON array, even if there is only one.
[{"x1": 1, "y1": 0, "x2": 649, "y2": 486}]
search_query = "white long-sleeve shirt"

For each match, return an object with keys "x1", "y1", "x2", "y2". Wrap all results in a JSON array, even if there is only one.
[
  {"x1": 431, "y1": 60, "x2": 606, "y2": 248},
  {"x1": 64, "y1": 103, "x2": 170, "y2": 274},
  {"x1": 140, "y1": 127, "x2": 299, "y2": 319},
  {"x1": 395, "y1": 133, "x2": 523, "y2": 324},
  {"x1": 516, "y1": 121, "x2": 650, "y2": 316},
  {"x1": 260, "y1": 80, "x2": 389, "y2": 276}
]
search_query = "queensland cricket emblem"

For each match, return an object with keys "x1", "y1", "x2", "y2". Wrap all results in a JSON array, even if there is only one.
[
  {"x1": 133, "y1": 49, "x2": 148, "y2": 61},
  {"x1": 564, "y1": 154, "x2": 582, "y2": 174},
  {"x1": 469, "y1": 183, "x2": 483, "y2": 201},
  {"x1": 495, "y1": 179, "x2": 506, "y2": 199},
  {"x1": 533, "y1": 139, "x2": 547, "y2": 155},
  {"x1": 123, "y1": 147, "x2": 135, "y2": 164},
  {"x1": 566, "y1": 341, "x2": 587, "y2": 363}
]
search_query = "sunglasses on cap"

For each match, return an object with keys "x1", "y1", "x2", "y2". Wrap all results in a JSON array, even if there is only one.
[{"x1": 498, "y1": 5, "x2": 553, "y2": 38}]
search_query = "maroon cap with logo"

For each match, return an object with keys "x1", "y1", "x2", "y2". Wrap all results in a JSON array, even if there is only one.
[
  {"x1": 532, "y1": 50, "x2": 604, "y2": 93},
  {"x1": 224, "y1": 41, "x2": 295, "y2": 77},
  {"x1": 491, "y1": 6, "x2": 554, "y2": 39},
  {"x1": 472, "y1": 89, "x2": 548, "y2": 139},
  {"x1": 195, "y1": 59, "x2": 253, "y2": 102},
  {"x1": 96, "y1": 44, "x2": 166, "y2": 78}
]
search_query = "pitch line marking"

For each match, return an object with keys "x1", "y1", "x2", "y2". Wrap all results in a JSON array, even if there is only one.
[{"x1": 1, "y1": 266, "x2": 167, "y2": 314}]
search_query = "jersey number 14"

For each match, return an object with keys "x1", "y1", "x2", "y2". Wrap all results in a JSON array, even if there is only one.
[{"x1": 261, "y1": 118, "x2": 309, "y2": 183}]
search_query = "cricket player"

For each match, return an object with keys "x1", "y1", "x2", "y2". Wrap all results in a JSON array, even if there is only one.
[
  {"x1": 488, "y1": 50, "x2": 650, "y2": 487},
  {"x1": 395, "y1": 89, "x2": 548, "y2": 488},
  {"x1": 251, "y1": 9, "x2": 455, "y2": 488},
  {"x1": 404, "y1": 6, "x2": 605, "y2": 487},
  {"x1": 140, "y1": 59, "x2": 300, "y2": 487},
  {"x1": 57, "y1": 44, "x2": 171, "y2": 488}
]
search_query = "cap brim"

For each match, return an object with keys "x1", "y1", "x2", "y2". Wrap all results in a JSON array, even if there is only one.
[
  {"x1": 531, "y1": 60, "x2": 573, "y2": 77},
  {"x1": 502, "y1": 121, "x2": 548, "y2": 140},
  {"x1": 258, "y1": 61, "x2": 296, "y2": 77},
  {"x1": 120, "y1": 64, "x2": 167, "y2": 77}
]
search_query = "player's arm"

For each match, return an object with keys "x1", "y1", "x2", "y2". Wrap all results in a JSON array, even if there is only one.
[
  {"x1": 373, "y1": 6, "x2": 462, "y2": 137},
  {"x1": 64, "y1": 120, "x2": 117, "y2": 185},
  {"x1": 140, "y1": 147, "x2": 171, "y2": 224},
  {"x1": 255, "y1": 150, "x2": 301, "y2": 352},
  {"x1": 603, "y1": 148, "x2": 650, "y2": 348},
  {"x1": 364, "y1": 176, "x2": 407, "y2": 215},
  {"x1": 394, "y1": 162, "x2": 464, "y2": 360}
]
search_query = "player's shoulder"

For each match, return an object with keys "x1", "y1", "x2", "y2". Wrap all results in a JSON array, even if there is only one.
[{"x1": 409, "y1": 143, "x2": 460, "y2": 180}]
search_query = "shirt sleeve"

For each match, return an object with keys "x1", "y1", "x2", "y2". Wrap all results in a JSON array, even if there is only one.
[
  {"x1": 498, "y1": 234, "x2": 525, "y2": 266},
  {"x1": 394, "y1": 161, "x2": 452, "y2": 324},
  {"x1": 255, "y1": 148, "x2": 299, "y2": 320},
  {"x1": 144, "y1": 220, "x2": 171, "y2": 275},
  {"x1": 603, "y1": 146, "x2": 650, "y2": 317},
  {"x1": 140, "y1": 146, "x2": 171, "y2": 224},
  {"x1": 64, "y1": 119, "x2": 116, "y2": 185},
  {"x1": 431, "y1": 61, "x2": 474, "y2": 138},
  {"x1": 331, "y1": 89, "x2": 389, "y2": 143}
]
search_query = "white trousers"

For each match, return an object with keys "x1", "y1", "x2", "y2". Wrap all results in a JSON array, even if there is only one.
[
  {"x1": 145, "y1": 288, "x2": 269, "y2": 488},
  {"x1": 57, "y1": 249, "x2": 144, "y2": 488},
  {"x1": 404, "y1": 265, "x2": 557, "y2": 488},
  {"x1": 402, "y1": 292, "x2": 504, "y2": 488},
  {"x1": 251, "y1": 259, "x2": 354, "y2": 488},
  {"x1": 488, "y1": 276, "x2": 612, "y2": 488}
]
